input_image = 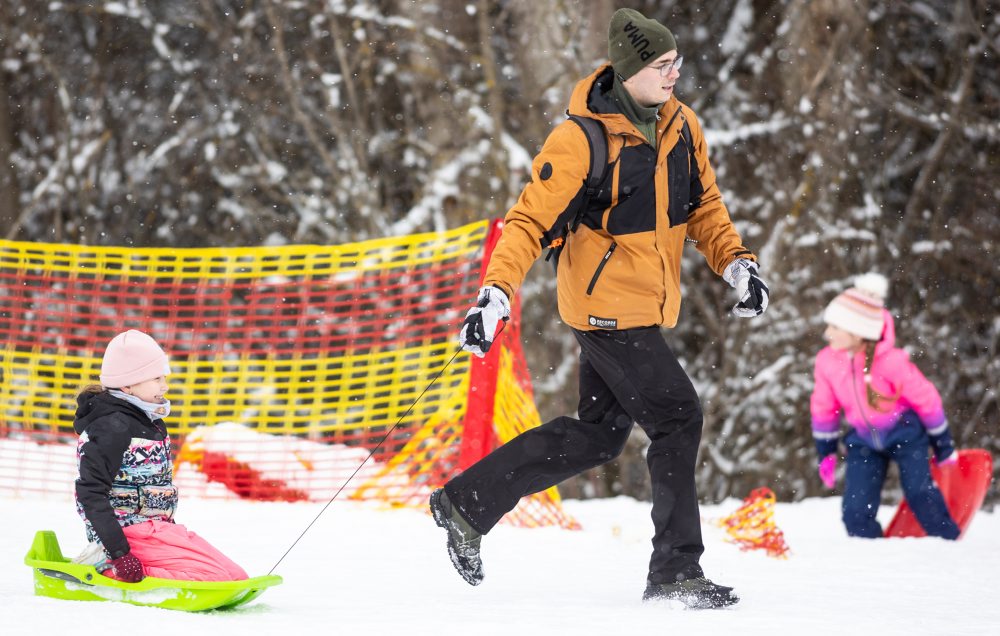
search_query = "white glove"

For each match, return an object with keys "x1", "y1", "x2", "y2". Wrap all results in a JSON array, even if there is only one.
[
  {"x1": 723, "y1": 259, "x2": 769, "y2": 318},
  {"x1": 458, "y1": 286, "x2": 511, "y2": 357}
]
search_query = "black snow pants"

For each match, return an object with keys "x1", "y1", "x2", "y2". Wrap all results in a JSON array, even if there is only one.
[{"x1": 444, "y1": 326, "x2": 706, "y2": 584}]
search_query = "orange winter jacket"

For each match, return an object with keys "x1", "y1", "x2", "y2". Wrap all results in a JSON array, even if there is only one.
[{"x1": 484, "y1": 64, "x2": 756, "y2": 331}]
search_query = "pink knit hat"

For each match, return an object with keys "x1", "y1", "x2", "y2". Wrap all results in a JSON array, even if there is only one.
[
  {"x1": 823, "y1": 273, "x2": 889, "y2": 341},
  {"x1": 100, "y1": 330, "x2": 171, "y2": 388}
]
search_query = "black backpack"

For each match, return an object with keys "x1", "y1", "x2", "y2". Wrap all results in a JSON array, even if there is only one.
[
  {"x1": 544, "y1": 115, "x2": 610, "y2": 272},
  {"x1": 543, "y1": 109, "x2": 693, "y2": 272}
]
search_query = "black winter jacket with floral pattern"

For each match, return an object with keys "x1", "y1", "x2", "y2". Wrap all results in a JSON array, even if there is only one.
[{"x1": 74, "y1": 391, "x2": 176, "y2": 559}]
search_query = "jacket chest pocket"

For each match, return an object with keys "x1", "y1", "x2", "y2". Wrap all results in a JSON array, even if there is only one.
[
  {"x1": 607, "y1": 145, "x2": 657, "y2": 235},
  {"x1": 666, "y1": 138, "x2": 692, "y2": 227}
]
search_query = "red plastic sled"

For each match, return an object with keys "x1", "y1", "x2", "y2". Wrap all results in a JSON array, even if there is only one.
[{"x1": 885, "y1": 448, "x2": 994, "y2": 539}]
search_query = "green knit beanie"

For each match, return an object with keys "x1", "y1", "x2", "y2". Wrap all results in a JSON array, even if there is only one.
[{"x1": 608, "y1": 9, "x2": 677, "y2": 80}]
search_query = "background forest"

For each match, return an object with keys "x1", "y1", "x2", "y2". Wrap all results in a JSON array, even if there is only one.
[{"x1": 1, "y1": 0, "x2": 997, "y2": 504}]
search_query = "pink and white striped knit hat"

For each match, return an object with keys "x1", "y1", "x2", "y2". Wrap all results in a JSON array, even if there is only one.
[{"x1": 823, "y1": 273, "x2": 889, "y2": 341}]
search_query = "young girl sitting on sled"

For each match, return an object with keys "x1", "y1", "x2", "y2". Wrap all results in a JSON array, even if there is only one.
[
  {"x1": 810, "y1": 273, "x2": 960, "y2": 540},
  {"x1": 74, "y1": 329, "x2": 248, "y2": 582}
]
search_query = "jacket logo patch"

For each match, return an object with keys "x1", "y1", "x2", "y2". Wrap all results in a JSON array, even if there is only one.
[
  {"x1": 588, "y1": 315, "x2": 618, "y2": 329},
  {"x1": 539, "y1": 162, "x2": 553, "y2": 180}
]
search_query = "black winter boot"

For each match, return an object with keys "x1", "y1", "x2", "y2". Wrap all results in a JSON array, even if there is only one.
[
  {"x1": 642, "y1": 577, "x2": 739, "y2": 609},
  {"x1": 429, "y1": 489, "x2": 484, "y2": 586}
]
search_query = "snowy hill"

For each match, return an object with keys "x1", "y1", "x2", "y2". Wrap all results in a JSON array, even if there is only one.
[{"x1": 2, "y1": 494, "x2": 997, "y2": 635}]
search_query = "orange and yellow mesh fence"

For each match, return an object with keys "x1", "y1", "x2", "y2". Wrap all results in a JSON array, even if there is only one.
[
  {"x1": 0, "y1": 219, "x2": 577, "y2": 529},
  {"x1": 717, "y1": 487, "x2": 791, "y2": 558}
]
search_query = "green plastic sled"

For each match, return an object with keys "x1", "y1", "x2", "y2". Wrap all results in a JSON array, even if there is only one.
[{"x1": 24, "y1": 530, "x2": 282, "y2": 612}]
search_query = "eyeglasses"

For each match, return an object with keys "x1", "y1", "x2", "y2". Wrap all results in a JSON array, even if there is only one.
[{"x1": 651, "y1": 55, "x2": 683, "y2": 77}]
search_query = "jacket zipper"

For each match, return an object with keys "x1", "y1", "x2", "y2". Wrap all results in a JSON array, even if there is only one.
[
  {"x1": 586, "y1": 242, "x2": 617, "y2": 295},
  {"x1": 658, "y1": 106, "x2": 683, "y2": 146},
  {"x1": 850, "y1": 357, "x2": 882, "y2": 450}
]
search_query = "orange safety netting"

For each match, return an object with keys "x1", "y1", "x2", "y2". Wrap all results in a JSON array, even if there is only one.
[
  {"x1": 0, "y1": 219, "x2": 577, "y2": 529},
  {"x1": 717, "y1": 487, "x2": 790, "y2": 558}
]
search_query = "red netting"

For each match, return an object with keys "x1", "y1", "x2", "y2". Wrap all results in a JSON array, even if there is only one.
[{"x1": 717, "y1": 487, "x2": 791, "y2": 559}]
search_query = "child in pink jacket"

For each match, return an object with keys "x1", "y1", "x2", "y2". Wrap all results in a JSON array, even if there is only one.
[
  {"x1": 810, "y1": 274, "x2": 959, "y2": 539},
  {"x1": 74, "y1": 330, "x2": 249, "y2": 581}
]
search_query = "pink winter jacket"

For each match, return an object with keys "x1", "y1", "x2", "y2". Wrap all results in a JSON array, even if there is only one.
[{"x1": 811, "y1": 309, "x2": 947, "y2": 450}]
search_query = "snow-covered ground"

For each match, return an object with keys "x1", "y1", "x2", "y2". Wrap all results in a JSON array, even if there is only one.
[{"x1": 2, "y1": 493, "x2": 997, "y2": 635}]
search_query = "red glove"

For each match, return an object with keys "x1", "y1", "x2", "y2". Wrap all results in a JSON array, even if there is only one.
[{"x1": 110, "y1": 551, "x2": 144, "y2": 582}]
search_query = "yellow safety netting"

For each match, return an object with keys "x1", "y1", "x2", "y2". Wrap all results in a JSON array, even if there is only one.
[
  {"x1": 717, "y1": 487, "x2": 791, "y2": 558},
  {"x1": 0, "y1": 221, "x2": 577, "y2": 529}
]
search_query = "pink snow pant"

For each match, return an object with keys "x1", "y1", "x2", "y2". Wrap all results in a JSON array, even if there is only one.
[{"x1": 119, "y1": 519, "x2": 248, "y2": 581}]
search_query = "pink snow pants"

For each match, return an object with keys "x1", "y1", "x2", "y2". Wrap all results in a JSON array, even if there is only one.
[{"x1": 119, "y1": 519, "x2": 248, "y2": 581}]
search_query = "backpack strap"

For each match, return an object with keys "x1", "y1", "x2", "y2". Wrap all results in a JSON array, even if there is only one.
[
  {"x1": 544, "y1": 115, "x2": 609, "y2": 270},
  {"x1": 567, "y1": 115, "x2": 609, "y2": 212}
]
